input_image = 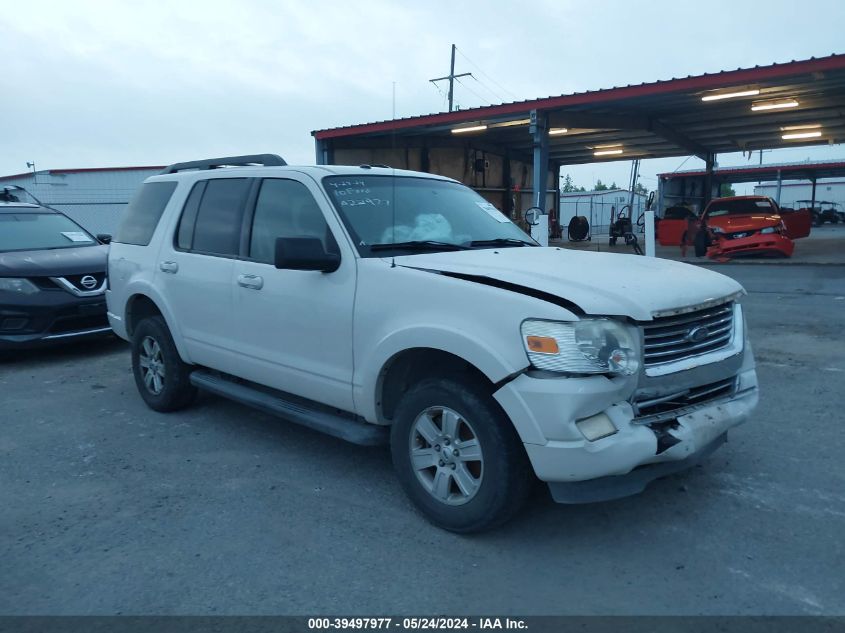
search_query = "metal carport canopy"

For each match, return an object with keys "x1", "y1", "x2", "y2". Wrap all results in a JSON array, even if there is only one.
[
  {"x1": 312, "y1": 54, "x2": 845, "y2": 165},
  {"x1": 659, "y1": 159, "x2": 845, "y2": 184}
]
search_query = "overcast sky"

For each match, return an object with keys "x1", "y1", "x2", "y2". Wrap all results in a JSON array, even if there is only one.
[{"x1": 2, "y1": 0, "x2": 844, "y2": 193}]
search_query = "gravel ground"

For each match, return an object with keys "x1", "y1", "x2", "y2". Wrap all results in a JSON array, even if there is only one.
[{"x1": 1, "y1": 264, "x2": 843, "y2": 615}]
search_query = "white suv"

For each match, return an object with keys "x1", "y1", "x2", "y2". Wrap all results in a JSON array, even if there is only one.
[{"x1": 107, "y1": 154, "x2": 759, "y2": 532}]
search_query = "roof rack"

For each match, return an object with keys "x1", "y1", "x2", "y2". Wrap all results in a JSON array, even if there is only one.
[{"x1": 159, "y1": 154, "x2": 287, "y2": 175}]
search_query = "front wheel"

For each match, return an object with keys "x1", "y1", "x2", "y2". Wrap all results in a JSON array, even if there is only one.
[
  {"x1": 390, "y1": 377, "x2": 532, "y2": 533},
  {"x1": 131, "y1": 316, "x2": 197, "y2": 412}
]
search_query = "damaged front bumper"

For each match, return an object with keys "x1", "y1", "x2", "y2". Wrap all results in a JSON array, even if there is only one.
[
  {"x1": 708, "y1": 233, "x2": 795, "y2": 259},
  {"x1": 494, "y1": 341, "x2": 758, "y2": 504}
]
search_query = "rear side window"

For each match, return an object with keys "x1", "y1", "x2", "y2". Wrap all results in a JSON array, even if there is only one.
[
  {"x1": 180, "y1": 178, "x2": 250, "y2": 257},
  {"x1": 114, "y1": 181, "x2": 177, "y2": 245}
]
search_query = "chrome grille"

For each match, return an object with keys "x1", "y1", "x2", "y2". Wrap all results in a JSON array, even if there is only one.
[
  {"x1": 642, "y1": 302, "x2": 734, "y2": 367},
  {"x1": 633, "y1": 378, "x2": 736, "y2": 423}
]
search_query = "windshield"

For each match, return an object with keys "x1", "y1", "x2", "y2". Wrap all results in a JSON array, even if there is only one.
[
  {"x1": 705, "y1": 198, "x2": 775, "y2": 218},
  {"x1": 323, "y1": 175, "x2": 535, "y2": 256},
  {"x1": 0, "y1": 212, "x2": 97, "y2": 252}
]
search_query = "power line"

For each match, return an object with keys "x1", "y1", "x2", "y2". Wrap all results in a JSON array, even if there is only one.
[
  {"x1": 454, "y1": 76, "x2": 492, "y2": 107},
  {"x1": 454, "y1": 46, "x2": 518, "y2": 100},
  {"x1": 672, "y1": 155, "x2": 693, "y2": 173},
  {"x1": 468, "y1": 75, "x2": 507, "y2": 104}
]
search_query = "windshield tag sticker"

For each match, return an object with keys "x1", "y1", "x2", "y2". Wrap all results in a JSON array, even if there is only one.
[
  {"x1": 476, "y1": 202, "x2": 510, "y2": 222},
  {"x1": 61, "y1": 231, "x2": 92, "y2": 242}
]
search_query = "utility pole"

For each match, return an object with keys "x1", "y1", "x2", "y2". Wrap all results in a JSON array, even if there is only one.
[{"x1": 429, "y1": 44, "x2": 472, "y2": 112}]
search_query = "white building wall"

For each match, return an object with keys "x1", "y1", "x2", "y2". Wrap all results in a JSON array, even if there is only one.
[
  {"x1": 754, "y1": 179, "x2": 845, "y2": 209},
  {"x1": 559, "y1": 189, "x2": 646, "y2": 235},
  {"x1": 0, "y1": 168, "x2": 161, "y2": 234}
]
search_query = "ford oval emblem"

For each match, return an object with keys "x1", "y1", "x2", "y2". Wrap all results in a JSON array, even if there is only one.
[
  {"x1": 686, "y1": 326, "x2": 709, "y2": 343},
  {"x1": 80, "y1": 275, "x2": 98, "y2": 290}
]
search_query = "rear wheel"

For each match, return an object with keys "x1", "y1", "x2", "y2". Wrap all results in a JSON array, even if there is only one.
[
  {"x1": 131, "y1": 316, "x2": 196, "y2": 412},
  {"x1": 390, "y1": 377, "x2": 532, "y2": 533}
]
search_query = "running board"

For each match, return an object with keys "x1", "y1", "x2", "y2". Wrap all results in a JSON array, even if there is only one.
[{"x1": 190, "y1": 371, "x2": 388, "y2": 446}]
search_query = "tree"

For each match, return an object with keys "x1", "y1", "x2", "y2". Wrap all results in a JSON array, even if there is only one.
[
  {"x1": 634, "y1": 182, "x2": 649, "y2": 195},
  {"x1": 594, "y1": 180, "x2": 608, "y2": 191},
  {"x1": 561, "y1": 174, "x2": 587, "y2": 193},
  {"x1": 609, "y1": 182, "x2": 619, "y2": 189},
  {"x1": 720, "y1": 183, "x2": 736, "y2": 197}
]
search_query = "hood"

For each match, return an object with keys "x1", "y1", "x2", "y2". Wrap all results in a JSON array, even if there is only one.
[
  {"x1": 0, "y1": 244, "x2": 108, "y2": 277},
  {"x1": 392, "y1": 247, "x2": 742, "y2": 321},
  {"x1": 707, "y1": 214, "x2": 781, "y2": 232}
]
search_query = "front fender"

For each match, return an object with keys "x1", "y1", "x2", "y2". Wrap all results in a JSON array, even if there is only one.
[{"x1": 355, "y1": 324, "x2": 528, "y2": 424}]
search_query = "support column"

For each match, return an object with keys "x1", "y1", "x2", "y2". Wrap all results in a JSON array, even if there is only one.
[
  {"x1": 315, "y1": 139, "x2": 330, "y2": 166},
  {"x1": 530, "y1": 109, "x2": 549, "y2": 212},
  {"x1": 810, "y1": 177, "x2": 817, "y2": 210},
  {"x1": 775, "y1": 170, "x2": 783, "y2": 205},
  {"x1": 703, "y1": 153, "x2": 715, "y2": 209},
  {"x1": 503, "y1": 149, "x2": 512, "y2": 219}
]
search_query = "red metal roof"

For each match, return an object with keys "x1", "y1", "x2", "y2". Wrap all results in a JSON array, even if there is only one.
[
  {"x1": 659, "y1": 160, "x2": 845, "y2": 180},
  {"x1": 313, "y1": 54, "x2": 845, "y2": 141},
  {"x1": 0, "y1": 166, "x2": 165, "y2": 182}
]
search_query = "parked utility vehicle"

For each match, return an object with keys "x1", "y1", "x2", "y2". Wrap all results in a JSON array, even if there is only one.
[{"x1": 107, "y1": 155, "x2": 759, "y2": 532}]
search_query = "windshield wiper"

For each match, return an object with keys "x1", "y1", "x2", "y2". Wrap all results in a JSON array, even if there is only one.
[
  {"x1": 469, "y1": 238, "x2": 537, "y2": 248},
  {"x1": 369, "y1": 240, "x2": 470, "y2": 252}
]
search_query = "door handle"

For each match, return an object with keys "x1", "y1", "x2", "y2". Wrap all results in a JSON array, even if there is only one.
[
  {"x1": 159, "y1": 261, "x2": 179, "y2": 274},
  {"x1": 237, "y1": 274, "x2": 264, "y2": 290}
]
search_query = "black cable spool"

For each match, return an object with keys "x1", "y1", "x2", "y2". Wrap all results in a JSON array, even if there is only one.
[{"x1": 568, "y1": 215, "x2": 590, "y2": 241}]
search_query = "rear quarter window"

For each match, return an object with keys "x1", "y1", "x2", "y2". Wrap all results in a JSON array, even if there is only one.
[{"x1": 114, "y1": 181, "x2": 178, "y2": 246}]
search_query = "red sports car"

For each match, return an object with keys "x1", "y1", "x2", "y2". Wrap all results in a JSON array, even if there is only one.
[{"x1": 703, "y1": 196, "x2": 808, "y2": 259}]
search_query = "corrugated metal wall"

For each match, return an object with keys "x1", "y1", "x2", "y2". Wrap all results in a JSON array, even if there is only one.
[
  {"x1": 754, "y1": 180, "x2": 845, "y2": 209},
  {"x1": 559, "y1": 190, "x2": 646, "y2": 236},
  {"x1": 0, "y1": 168, "x2": 160, "y2": 234}
]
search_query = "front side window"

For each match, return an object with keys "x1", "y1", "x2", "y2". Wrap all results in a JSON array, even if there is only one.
[
  {"x1": 189, "y1": 178, "x2": 251, "y2": 256},
  {"x1": 249, "y1": 179, "x2": 331, "y2": 264},
  {"x1": 114, "y1": 181, "x2": 177, "y2": 246},
  {"x1": 0, "y1": 212, "x2": 97, "y2": 252},
  {"x1": 323, "y1": 175, "x2": 535, "y2": 256}
]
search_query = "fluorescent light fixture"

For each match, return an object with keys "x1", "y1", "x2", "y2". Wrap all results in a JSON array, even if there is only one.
[
  {"x1": 751, "y1": 99, "x2": 799, "y2": 111},
  {"x1": 549, "y1": 128, "x2": 568, "y2": 135},
  {"x1": 491, "y1": 119, "x2": 530, "y2": 128},
  {"x1": 451, "y1": 125, "x2": 487, "y2": 134},
  {"x1": 701, "y1": 89, "x2": 760, "y2": 102},
  {"x1": 782, "y1": 131, "x2": 822, "y2": 140},
  {"x1": 781, "y1": 123, "x2": 821, "y2": 131},
  {"x1": 594, "y1": 149, "x2": 624, "y2": 156}
]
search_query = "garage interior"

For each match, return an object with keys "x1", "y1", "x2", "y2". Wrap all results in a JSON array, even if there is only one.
[{"x1": 313, "y1": 54, "x2": 845, "y2": 231}]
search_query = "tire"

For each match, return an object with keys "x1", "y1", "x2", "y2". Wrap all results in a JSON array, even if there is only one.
[
  {"x1": 390, "y1": 376, "x2": 533, "y2": 533},
  {"x1": 131, "y1": 315, "x2": 197, "y2": 412}
]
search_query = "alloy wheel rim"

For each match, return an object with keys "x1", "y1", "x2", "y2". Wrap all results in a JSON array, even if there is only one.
[
  {"x1": 138, "y1": 336, "x2": 166, "y2": 395},
  {"x1": 409, "y1": 406, "x2": 484, "y2": 506}
]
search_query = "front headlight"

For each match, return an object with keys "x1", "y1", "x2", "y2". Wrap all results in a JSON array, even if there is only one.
[
  {"x1": 710, "y1": 226, "x2": 725, "y2": 234},
  {"x1": 760, "y1": 226, "x2": 777, "y2": 234},
  {"x1": 521, "y1": 318, "x2": 640, "y2": 376},
  {"x1": 0, "y1": 278, "x2": 39, "y2": 295}
]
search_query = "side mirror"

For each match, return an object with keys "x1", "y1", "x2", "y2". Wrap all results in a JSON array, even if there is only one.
[
  {"x1": 524, "y1": 207, "x2": 542, "y2": 226},
  {"x1": 275, "y1": 237, "x2": 340, "y2": 273},
  {"x1": 647, "y1": 191, "x2": 655, "y2": 210},
  {"x1": 96, "y1": 233, "x2": 112, "y2": 244}
]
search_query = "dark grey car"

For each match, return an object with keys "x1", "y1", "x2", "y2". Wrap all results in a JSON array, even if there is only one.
[{"x1": 0, "y1": 201, "x2": 111, "y2": 349}]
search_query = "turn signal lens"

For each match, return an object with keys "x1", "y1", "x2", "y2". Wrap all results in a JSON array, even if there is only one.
[{"x1": 525, "y1": 336, "x2": 559, "y2": 354}]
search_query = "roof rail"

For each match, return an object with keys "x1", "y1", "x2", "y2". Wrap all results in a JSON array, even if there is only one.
[{"x1": 159, "y1": 154, "x2": 287, "y2": 175}]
